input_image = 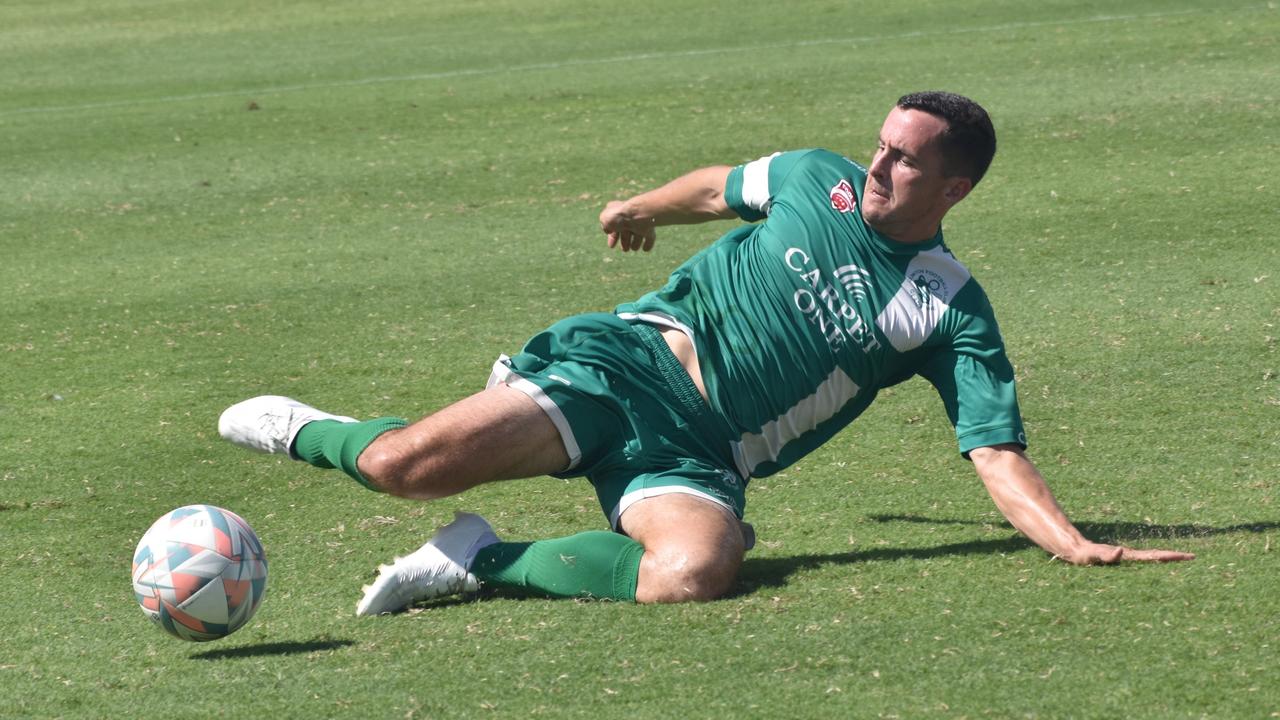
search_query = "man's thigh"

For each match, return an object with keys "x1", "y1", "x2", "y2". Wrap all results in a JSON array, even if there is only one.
[{"x1": 359, "y1": 383, "x2": 570, "y2": 498}]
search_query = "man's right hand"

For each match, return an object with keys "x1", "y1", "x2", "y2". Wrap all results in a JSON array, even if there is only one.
[
  {"x1": 600, "y1": 200, "x2": 657, "y2": 252},
  {"x1": 598, "y1": 166, "x2": 736, "y2": 253}
]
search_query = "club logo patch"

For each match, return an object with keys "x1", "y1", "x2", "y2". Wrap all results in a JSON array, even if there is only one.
[
  {"x1": 909, "y1": 268, "x2": 948, "y2": 308},
  {"x1": 829, "y1": 179, "x2": 856, "y2": 213}
]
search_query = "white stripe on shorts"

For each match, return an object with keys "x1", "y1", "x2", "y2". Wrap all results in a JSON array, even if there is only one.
[
  {"x1": 609, "y1": 486, "x2": 736, "y2": 531},
  {"x1": 487, "y1": 355, "x2": 583, "y2": 470}
]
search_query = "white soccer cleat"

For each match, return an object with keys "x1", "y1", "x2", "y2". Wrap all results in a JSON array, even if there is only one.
[
  {"x1": 356, "y1": 512, "x2": 500, "y2": 616},
  {"x1": 218, "y1": 395, "x2": 356, "y2": 458}
]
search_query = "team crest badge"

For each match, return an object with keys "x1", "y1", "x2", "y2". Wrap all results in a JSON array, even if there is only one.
[{"x1": 830, "y1": 179, "x2": 856, "y2": 213}]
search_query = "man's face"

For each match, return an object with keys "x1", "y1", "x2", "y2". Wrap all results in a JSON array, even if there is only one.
[{"x1": 861, "y1": 107, "x2": 971, "y2": 243}]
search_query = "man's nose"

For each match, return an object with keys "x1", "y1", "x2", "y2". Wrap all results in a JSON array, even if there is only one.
[{"x1": 869, "y1": 152, "x2": 889, "y2": 179}]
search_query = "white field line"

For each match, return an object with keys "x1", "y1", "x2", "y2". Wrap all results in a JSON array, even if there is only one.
[{"x1": 0, "y1": 4, "x2": 1268, "y2": 118}]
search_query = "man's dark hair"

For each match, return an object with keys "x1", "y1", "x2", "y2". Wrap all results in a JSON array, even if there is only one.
[{"x1": 896, "y1": 91, "x2": 996, "y2": 187}]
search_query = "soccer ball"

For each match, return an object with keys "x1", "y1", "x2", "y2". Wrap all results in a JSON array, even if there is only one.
[{"x1": 131, "y1": 505, "x2": 269, "y2": 642}]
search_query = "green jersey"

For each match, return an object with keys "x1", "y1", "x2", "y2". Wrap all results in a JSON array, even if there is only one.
[{"x1": 616, "y1": 149, "x2": 1025, "y2": 479}]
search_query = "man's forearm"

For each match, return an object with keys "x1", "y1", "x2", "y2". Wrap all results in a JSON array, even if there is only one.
[
  {"x1": 970, "y1": 445, "x2": 1089, "y2": 559},
  {"x1": 620, "y1": 166, "x2": 737, "y2": 227}
]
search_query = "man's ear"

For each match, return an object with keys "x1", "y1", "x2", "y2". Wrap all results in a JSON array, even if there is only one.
[{"x1": 944, "y1": 177, "x2": 973, "y2": 205}]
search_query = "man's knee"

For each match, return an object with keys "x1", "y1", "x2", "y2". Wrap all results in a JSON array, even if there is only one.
[
  {"x1": 638, "y1": 542, "x2": 742, "y2": 603},
  {"x1": 356, "y1": 430, "x2": 445, "y2": 499},
  {"x1": 625, "y1": 495, "x2": 747, "y2": 603}
]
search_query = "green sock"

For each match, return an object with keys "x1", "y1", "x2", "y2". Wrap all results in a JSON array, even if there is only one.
[
  {"x1": 471, "y1": 532, "x2": 644, "y2": 601},
  {"x1": 291, "y1": 417, "x2": 408, "y2": 491}
]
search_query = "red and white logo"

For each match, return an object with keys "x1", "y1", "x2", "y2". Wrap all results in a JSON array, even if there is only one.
[{"x1": 829, "y1": 179, "x2": 856, "y2": 213}]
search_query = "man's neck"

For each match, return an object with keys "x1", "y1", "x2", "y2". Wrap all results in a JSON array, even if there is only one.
[{"x1": 869, "y1": 219, "x2": 941, "y2": 245}]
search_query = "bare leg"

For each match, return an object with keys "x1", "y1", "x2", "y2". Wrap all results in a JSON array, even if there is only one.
[
  {"x1": 619, "y1": 493, "x2": 746, "y2": 603},
  {"x1": 356, "y1": 384, "x2": 570, "y2": 499}
]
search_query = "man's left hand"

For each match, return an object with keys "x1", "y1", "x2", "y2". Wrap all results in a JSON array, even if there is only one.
[{"x1": 1057, "y1": 542, "x2": 1196, "y2": 566}]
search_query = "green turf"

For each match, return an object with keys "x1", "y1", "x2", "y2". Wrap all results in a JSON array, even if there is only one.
[{"x1": 2, "y1": 0, "x2": 1277, "y2": 717}]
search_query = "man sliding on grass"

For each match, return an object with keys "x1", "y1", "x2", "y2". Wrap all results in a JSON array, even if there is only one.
[{"x1": 219, "y1": 91, "x2": 1194, "y2": 615}]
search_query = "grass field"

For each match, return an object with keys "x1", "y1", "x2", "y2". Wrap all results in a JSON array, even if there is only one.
[{"x1": 2, "y1": 0, "x2": 1278, "y2": 717}]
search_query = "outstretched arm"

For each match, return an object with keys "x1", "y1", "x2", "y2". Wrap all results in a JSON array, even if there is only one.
[
  {"x1": 970, "y1": 444, "x2": 1195, "y2": 565},
  {"x1": 599, "y1": 165, "x2": 737, "y2": 252}
]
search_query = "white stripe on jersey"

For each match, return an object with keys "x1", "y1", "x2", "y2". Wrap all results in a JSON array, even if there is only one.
[
  {"x1": 875, "y1": 246, "x2": 972, "y2": 353},
  {"x1": 733, "y1": 365, "x2": 861, "y2": 474},
  {"x1": 740, "y1": 152, "x2": 781, "y2": 214}
]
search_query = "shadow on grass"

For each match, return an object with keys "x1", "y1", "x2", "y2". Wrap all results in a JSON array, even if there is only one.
[
  {"x1": 867, "y1": 514, "x2": 1280, "y2": 542},
  {"x1": 735, "y1": 535, "x2": 1033, "y2": 595},
  {"x1": 190, "y1": 638, "x2": 355, "y2": 661},
  {"x1": 734, "y1": 517, "x2": 1278, "y2": 595}
]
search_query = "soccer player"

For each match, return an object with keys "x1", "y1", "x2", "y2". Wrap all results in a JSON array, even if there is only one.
[{"x1": 219, "y1": 91, "x2": 1194, "y2": 615}]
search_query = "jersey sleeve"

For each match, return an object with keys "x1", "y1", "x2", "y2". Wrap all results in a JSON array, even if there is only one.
[
  {"x1": 724, "y1": 150, "x2": 818, "y2": 222},
  {"x1": 917, "y1": 282, "x2": 1027, "y2": 458}
]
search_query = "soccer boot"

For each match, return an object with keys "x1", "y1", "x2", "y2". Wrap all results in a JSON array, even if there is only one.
[
  {"x1": 218, "y1": 395, "x2": 356, "y2": 459},
  {"x1": 356, "y1": 511, "x2": 500, "y2": 616}
]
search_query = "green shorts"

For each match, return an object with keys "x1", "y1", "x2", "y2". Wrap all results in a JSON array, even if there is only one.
[{"x1": 487, "y1": 313, "x2": 747, "y2": 528}]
